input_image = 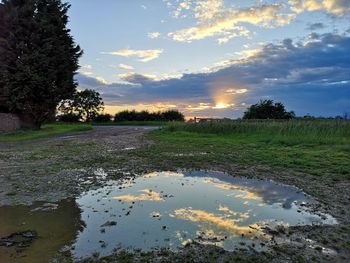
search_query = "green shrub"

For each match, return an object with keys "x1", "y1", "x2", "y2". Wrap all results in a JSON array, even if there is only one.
[
  {"x1": 57, "y1": 113, "x2": 80, "y2": 123},
  {"x1": 114, "y1": 110, "x2": 184, "y2": 122}
]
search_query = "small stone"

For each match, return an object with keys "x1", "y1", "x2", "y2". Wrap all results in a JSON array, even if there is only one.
[
  {"x1": 100, "y1": 221, "x2": 117, "y2": 227},
  {"x1": 181, "y1": 239, "x2": 193, "y2": 247}
]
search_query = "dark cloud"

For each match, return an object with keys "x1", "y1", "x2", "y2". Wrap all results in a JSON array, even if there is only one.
[
  {"x1": 120, "y1": 73, "x2": 156, "y2": 84},
  {"x1": 77, "y1": 32, "x2": 350, "y2": 117},
  {"x1": 306, "y1": 22, "x2": 325, "y2": 31}
]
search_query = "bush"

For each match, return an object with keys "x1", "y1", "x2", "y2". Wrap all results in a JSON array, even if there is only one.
[
  {"x1": 114, "y1": 110, "x2": 184, "y2": 122},
  {"x1": 57, "y1": 113, "x2": 80, "y2": 122},
  {"x1": 92, "y1": 114, "x2": 112, "y2": 123},
  {"x1": 161, "y1": 110, "x2": 185, "y2": 121}
]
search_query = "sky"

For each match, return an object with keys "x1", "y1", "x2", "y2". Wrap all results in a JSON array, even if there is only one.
[{"x1": 67, "y1": 0, "x2": 350, "y2": 118}]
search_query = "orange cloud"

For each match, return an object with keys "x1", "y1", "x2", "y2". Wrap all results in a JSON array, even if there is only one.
[
  {"x1": 169, "y1": 2, "x2": 295, "y2": 43},
  {"x1": 113, "y1": 189, "x2": 164, "y2": 202},
  {"x1": 106, "y1": 49, "x2": 163, "y2": 62},
  {"x1": 173, "y1": 207, "x2": 265, "y2": 238},
  {"x1": 290, "y1": 0, "x2": 350, "y2": 16}
]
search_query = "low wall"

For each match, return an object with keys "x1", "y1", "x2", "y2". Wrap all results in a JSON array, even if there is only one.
[{"x1": 0, "y1": 113, "x2": 21, "y2": 132}]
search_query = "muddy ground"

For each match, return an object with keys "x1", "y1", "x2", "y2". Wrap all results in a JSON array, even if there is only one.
[{"x1": 0, "y1": 126, "x2": 349, "y2": 262}]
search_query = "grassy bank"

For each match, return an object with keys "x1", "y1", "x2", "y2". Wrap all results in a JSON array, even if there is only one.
[
  {"x1": 145, "y1": 120, "x2": 350, "y2": 179},
  {"x1": 0, "y1": 123, "x2": 92, "y2": 142}
]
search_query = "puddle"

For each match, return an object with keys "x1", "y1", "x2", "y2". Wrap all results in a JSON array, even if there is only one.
[
  {"x1": 72, "y1": 171, "x2": 336, "y2": 259},
  {"x1": 0, "y1": 199, "x2": 83, "y2": 263},
  {"x1": 0, "y1": 171, "x2": 337, "y2": 261}
]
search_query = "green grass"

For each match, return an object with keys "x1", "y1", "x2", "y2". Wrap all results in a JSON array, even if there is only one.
[
  {"x1": 164, "y1": 120, "x2": 350, "y2": 144},
  {"x1": 93, "y1": 121, "x2": 170, "y2": 126},
  {"x1": 143, "y1": 120, "x2": 350, "y2": 179},
  {"x1": 0, "y1": 123, "x2": 92, "y2": 142}
]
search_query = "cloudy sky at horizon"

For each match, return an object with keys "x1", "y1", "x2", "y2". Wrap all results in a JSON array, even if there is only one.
[{"x1": 68, "y1": 0, "x2": 350, "y2": 118}]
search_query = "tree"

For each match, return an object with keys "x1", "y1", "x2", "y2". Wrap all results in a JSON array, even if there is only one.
[
  {"x1": 243, "y1": 100, "x2": 295, "y2": 119},
  {"x1": 0, "y1": 4, "x2": 9, "y2": 112},
  {"x1": 57, "y1": 113, "x2": 80, "y2": 122},
  {"x1": 59, "y1": 89, "x2": 104, "y2": 122},
  {"x1": 91, "y1": 113, "x2": 112, "y2": 123},
  {"x1": 114, "y1": 110, "x2": 137, "y2": 122},
  {"x1": 0, "y1": 0, "x2": 82, "y2": 129},
  {"x1": 161, "y1": 110, "x2": 185, "y2": 121}
]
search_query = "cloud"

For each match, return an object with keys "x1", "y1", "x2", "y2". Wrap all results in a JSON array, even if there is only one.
[
  {"x1": 80, "y1": 71, "x2": 93, "y2": 76},
  {"x1": 307, "y1": 22, "x2": 326, "y2": 30},
  {"x1": 118, "y1": 72, "x2": 157, "y2": 84},
  {"x1": 168, "y1": 1, "x2": 295, "y2": 43},
  {"x1": 119, "y1": 63, "x2": 134, "y2": 70},
  {"x1": 81, "y1": 64, "x2": 93, "y2": 70},
  {"x1": 147, "y1": 32, "x2": 161, "y2": 39},
  {"x1": 113, "y1": 189, "x2": 164, "y2": 202},
  {"x1": 95, "y1": 76, "x2": 108, "y2": 85},
  {"x1": 173, "y1": 0, "x2": 192, "y2": 18},
  {"x1": 290, "y1": 0, "x2": 350, "y2": 16},
  {"x1": 226, "y1": 89, "x2": 248, "y2": 94},
  {"x1": 173, "y1": 207, "x2": 265, "y2": 238},
  {"x1": 78, "y1": 33, "x2": 350, "y2": 117},
  {"x1": 104, "y1": 49, "x2": 163, "y2": 62},
  {"x1": 118, "y1": 72, "x2": 183, "y2": 84}
]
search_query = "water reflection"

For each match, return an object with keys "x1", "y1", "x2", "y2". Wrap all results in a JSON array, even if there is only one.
[
  {"x1": 70, "y1": 170, "x2": 336, "y2": 259},
  {"x1": 0, "y1": 171, "x2": 336, "y2": 262},
  {"x1": 0, "y1": 199, "x2": 83, "y2": 263},
  {"x1": 193, "y1": 171, "x2": 309, "y2": 209},
  {"x1": 173, "y1": 207, "x2": 263, "y2": 238},
  {"x1": 113, "y1": 189, "x2": 164, "y2": 202}
]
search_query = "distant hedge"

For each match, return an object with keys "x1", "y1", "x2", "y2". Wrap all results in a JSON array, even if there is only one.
[
  {"x1": 91, "y1": 114, "x2": 112, "y2": 123},
  {"x1": 114, "y1": 110, "x2": 184, "y2": 122}
]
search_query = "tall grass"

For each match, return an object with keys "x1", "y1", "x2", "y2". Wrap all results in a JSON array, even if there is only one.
[{"x1": 164, "y1": 120, "x2": 350, "y2": 145}]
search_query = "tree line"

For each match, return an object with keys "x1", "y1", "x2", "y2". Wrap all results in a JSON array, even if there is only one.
[{"x1": 58, "y1": 109, "x2": 185, "y2": 123}]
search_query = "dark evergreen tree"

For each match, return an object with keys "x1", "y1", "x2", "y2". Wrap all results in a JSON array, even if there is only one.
[
  {"x1": 0, "y1": 3, "x2": 9, "y2": 112},
  {"x1": 0, "y1": 0, "x2": 82, "y2": 128}
]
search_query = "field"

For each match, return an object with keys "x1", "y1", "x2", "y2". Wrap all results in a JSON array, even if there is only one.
[{"x1": 145, "y1": 120, "x2": 350, "y2": 179}]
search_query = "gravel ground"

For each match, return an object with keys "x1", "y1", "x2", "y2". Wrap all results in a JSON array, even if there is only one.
[{"x1": 0, "y1": 126, "x2": 349, "y2": 262}]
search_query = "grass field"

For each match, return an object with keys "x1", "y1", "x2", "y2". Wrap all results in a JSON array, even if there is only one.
[
  {"x1": 0, "y1": 123, "x2": 92, "y2": 142},
  {"x1": 145, "y1": 120, "x2": 350, "y2": 180}
]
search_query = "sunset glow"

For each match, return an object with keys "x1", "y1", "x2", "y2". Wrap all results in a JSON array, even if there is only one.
[{"x1": 68, "y1": 0, "x2": 350, "y2": 118}]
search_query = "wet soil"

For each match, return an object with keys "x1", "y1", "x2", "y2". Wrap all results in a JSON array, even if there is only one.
[{"x1": 0, "y1": 126, "x2": 349, "y2": 262}]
